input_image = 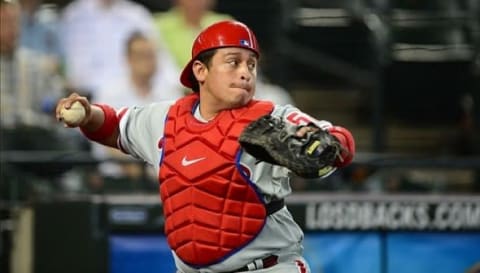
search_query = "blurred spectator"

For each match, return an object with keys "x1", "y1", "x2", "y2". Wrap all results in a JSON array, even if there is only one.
[
  {"x1": 60, "y1": 0, "x2": 162, "y2": 99},
  {"x1": 1, "y1": 0, "x2": 85, "y2": 201},
  {"x1": 0, "y1": 0, "x2": 64, "y2": 128},
  {"x1": 154, "y1": 0, "x2": 232, "y2": 70},
  {"x1": 91, "y1": 31, "x2": 183, "y2": 188},
  {"x1": 95, "y1": 31, "x2": 183, "y2": 107},
  {"x1": 18, "y1": 0, "x2": 62, "y2": 58}
]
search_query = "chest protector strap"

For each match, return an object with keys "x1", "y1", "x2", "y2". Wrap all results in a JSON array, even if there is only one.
[{"x1": 159, "y1": 94, "x2": 273, "y2": 267}]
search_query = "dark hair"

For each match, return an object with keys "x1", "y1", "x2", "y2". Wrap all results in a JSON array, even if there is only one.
[
  {"x1": 190, "y1": 49, "x2": 217, "y2": 92},
  {"x1": 125, "y1": 30, "x2": 148, "y2": 56}
]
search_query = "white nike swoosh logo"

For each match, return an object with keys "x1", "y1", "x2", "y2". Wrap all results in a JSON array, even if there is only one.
[{"x1": 181, "y1": 156, "x2": 206, "y2": 166}]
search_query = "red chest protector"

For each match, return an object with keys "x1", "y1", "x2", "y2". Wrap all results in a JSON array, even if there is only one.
[{"x1": 159, "y1": 94, "x2": 273, "y2": 267}]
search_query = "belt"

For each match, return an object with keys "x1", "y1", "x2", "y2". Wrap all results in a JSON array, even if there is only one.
[
  {"x1": 266, "y1": 199, "x2": 284, "y2": 215},
  {"x1": 225, "y1": 255, "x2": 278, "y2": 273}
]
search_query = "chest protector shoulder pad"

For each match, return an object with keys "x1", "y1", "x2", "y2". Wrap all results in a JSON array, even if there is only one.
[{"x1": 159, "y1": 94, "x2": 274, "y2": 267}]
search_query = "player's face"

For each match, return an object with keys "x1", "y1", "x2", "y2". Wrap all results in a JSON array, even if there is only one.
[{"x1": 199, "y1": 47, "x2": 257, "y2": 109}]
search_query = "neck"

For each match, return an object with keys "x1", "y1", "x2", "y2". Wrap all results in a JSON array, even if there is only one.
[
  {"x1": 180, "y1": 8, "x2": 204, "y2": 28},
  {"x1": 198, "y1": 102, "x2": 219, "y2": 121},
  {"x1": 198, "y1": 92, "x2": 223, "y2": 121},
  {"x1": 131, "y1": 74, "x2": 152, "y2": 97},
  {"x1": 100, "y1": 0, "x2": 114, "y2": 8}
]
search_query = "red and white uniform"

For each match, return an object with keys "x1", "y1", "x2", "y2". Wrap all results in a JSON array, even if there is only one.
[{"x1": 117, "y1": 93, "x2": 346, "y2": 273}]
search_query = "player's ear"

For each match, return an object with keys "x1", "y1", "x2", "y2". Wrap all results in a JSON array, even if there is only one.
[{"x1": 192, "y1": 60, "x2": 208, "y2": 84}]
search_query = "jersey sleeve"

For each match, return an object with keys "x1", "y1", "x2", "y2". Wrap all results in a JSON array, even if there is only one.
[
  {"x1": 118, "y1": 101, "x2": 173, "y2": 166},
  {"x1": 271, "y1": 104, "x2": 333, "y2": 129}
]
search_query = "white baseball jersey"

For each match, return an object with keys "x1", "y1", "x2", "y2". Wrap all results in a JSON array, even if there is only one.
[{"x1": 117, "y1": 99, "x2": 333, "y2": 272}]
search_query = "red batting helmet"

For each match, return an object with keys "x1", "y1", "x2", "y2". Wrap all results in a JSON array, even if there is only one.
[{"x1": 180, "y1": 20, "x2": 260, "y2": 89}]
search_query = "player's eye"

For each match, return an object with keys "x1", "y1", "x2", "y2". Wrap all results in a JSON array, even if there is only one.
[
  {"x1": 247, "y1": 61, "x2": 256, "y2": 71},
  {"x1": 227, "y1": 59, "x2": 238, "y2": 66}
]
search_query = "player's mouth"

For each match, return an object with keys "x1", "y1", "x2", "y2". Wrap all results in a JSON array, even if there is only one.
[{"x1": 231, "y1": 83, "x2": 252, "y2": 93}]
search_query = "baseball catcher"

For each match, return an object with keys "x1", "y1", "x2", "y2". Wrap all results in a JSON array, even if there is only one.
[{"x1": 56, "y1": 20, "x2": 355, "y2": 273}]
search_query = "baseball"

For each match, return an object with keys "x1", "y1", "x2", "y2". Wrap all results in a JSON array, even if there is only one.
[{"x1": 60, "y1": 101, "x2": 86, "y2": 126}]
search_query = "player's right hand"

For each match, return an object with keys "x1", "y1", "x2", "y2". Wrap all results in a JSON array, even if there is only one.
[{"x1": 55, "y1": 92, "x2": 92, "y2": 128}]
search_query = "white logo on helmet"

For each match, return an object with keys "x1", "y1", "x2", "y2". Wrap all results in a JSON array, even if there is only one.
[{"x1": 240, "y1": 40, "x2": 250, "y2": 47}]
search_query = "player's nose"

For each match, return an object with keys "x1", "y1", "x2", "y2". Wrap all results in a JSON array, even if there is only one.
[{"x1": 238, "y1": 63, "x2": 252, "y2": 82}]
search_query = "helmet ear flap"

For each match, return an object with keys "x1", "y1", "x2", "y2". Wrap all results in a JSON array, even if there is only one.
[{"x1": 180, "y1": 20, "x2": 260, "y2": 89}]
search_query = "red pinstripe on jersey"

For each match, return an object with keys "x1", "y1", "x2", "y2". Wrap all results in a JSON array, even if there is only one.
[{"x1": 296, "y1": 260, "x2": 307, "y2": 273}]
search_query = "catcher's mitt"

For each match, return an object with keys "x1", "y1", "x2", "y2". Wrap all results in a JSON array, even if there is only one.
[{"x1": 239, "y1": 115, "x2": 342, "y2": 178}]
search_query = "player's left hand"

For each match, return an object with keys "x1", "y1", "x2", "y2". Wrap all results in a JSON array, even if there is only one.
[{"x1": 239, "y1": 115, "x2": 352, "y2": 178}]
